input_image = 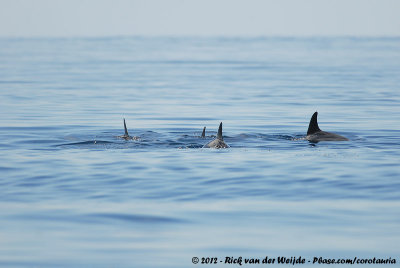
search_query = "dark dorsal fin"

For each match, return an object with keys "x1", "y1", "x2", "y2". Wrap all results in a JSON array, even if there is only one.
[
  {"x1": 217, "y1": 122, "x2": 223, "y2": 140},
  {"x1": 201, "y1": 127, "x2": 206, "y2": 138},
  {"x1": 123, "y1": 118, "x2": 129, "y2": 136},
  {"x1": 307, "y1": 112, "x2": 321, "y2": 135}
]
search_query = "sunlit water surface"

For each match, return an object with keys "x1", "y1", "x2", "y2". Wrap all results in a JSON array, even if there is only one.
[{"x1": 0, "y1": 37, "x2": 399, "y2": 267}]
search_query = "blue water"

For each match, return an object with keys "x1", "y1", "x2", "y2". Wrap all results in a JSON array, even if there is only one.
[{"x1": 0, "y1": 37, "x2": 399, "y2": 267}]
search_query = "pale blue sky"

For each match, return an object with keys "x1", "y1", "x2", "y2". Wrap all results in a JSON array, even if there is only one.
[{"x1": 0, "y1": 0, "x2": 399, "y2": 37}]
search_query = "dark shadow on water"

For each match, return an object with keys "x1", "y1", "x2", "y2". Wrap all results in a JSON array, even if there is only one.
[
  {"x1": 90, "y1": 213, "x2": 187, "y2": 224},
  {"x1": 9, "y1": 211, "x2": 187, "y2": 225},
  {"x1": 58, "y1": 140, "x2": 114, "y2": 146}
]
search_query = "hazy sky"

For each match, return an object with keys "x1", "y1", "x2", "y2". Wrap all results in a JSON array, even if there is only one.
[{"x1": 0, "y1": 0, "x2": 399, "y2": 37}]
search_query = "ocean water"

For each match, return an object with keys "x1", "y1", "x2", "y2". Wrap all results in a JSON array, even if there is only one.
[{"x1": 0, "y1": 36, "x2": 399, "y2": 267}]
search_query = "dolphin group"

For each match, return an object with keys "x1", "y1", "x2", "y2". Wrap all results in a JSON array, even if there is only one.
[{"x1": 119, "y1": 112, "x2": 348, "y2": 147}]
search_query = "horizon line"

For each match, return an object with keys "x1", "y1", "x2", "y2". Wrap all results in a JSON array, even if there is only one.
[{"x1": 1, "y1": 34, "x2": 400, "y2": 40}]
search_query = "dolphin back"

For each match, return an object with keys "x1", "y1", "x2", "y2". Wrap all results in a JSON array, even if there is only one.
[{"x1": 202, "y1": 122, "x2": 229, "y2": 148}]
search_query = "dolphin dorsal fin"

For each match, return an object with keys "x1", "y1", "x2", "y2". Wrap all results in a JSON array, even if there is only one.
[
  {"x1": 217, "y1": 122, "x2": 223, "y2": 140},
  {"x1": 307, "y1": 112, "x2": 321, "y2": 135},
  {"x1": 201, "y1": 127, "x2": 206, "y2": 138},
  {"x1": 123, "y1": 118, "x2": 129, "y2": 136}
]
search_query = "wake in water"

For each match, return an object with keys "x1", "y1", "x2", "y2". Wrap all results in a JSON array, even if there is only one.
[{"x1": 56, "y1": 130, "x2": 315, "y2": 150}]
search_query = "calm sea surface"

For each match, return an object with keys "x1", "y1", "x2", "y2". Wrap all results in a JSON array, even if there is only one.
[{"x1": 0, "y1": 37, "x2": 399, "y2": 267}]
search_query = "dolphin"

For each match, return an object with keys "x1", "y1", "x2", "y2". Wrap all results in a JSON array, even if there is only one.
[
  {"x1": 203, "y1": 122, "x2": 229, "y2": 148},
  {"x1": 306, "y1": 112, "x2": 348, "y2": 142},
  {"x1": 118, "y1": 118, "x2": 139, "y2": 140},
  {"x1": 201, "y1": 127, "x2": 206, "y2": 138}
]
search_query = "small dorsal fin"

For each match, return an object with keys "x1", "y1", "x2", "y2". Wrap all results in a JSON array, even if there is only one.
[
  {"x1": 217, "y1": 122, "x2": 223, "y2": 140},
  {"x1": 307, "y1": 112, "x2": 321, "y2": 135},
  {"x1": 123, "y1": 118, "x2": 129, "y2": 136},
  {"x1": 201, "y1": 126, "x2": 206, "y2": 138}
]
